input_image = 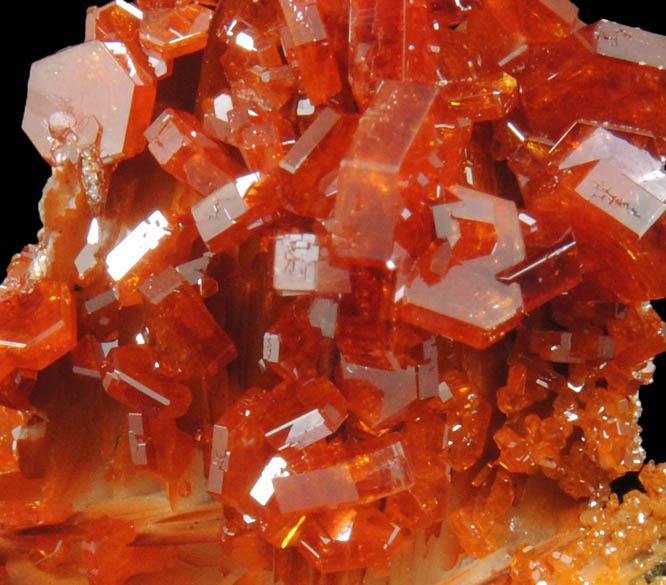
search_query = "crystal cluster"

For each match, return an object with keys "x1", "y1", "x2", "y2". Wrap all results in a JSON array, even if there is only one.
[{"x1": 1, "y1": 1, "x2": 666, "y2": 584}]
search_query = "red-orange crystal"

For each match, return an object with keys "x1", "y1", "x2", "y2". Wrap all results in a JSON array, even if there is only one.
[{"x1": 2, "y1": 2, "x2": 666, "y2": 585}]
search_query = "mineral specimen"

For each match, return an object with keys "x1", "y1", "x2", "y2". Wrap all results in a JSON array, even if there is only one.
[{"x1": 1, "y1": 1, "x2": 666, "y2": 585}]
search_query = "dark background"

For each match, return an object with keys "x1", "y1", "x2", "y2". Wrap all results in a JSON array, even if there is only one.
[{"x1": 3, "y1": 1, "x2": 664, "y2": 465}]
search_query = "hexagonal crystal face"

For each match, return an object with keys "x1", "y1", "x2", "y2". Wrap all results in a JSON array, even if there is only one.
[{"x1": 22, "y1": 40, "x2": 155, "y2": 163}]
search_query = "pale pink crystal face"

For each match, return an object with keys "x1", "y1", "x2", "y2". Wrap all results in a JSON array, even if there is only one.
[{"x1": 22, "y1": 40, "x2": 156, "y2": 164}]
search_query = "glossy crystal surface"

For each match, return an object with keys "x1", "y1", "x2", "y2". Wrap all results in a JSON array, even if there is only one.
[{"x1": 2, "y1": 2, "x2": 666, "y2": 585}]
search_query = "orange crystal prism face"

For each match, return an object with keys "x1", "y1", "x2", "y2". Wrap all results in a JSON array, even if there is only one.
[
  {"x1": 261, "y1": 378, "x2": 347, "y2": 452},
  {"x1": 145, "y1": 108, "x2": 245, "y2": 196},
  {"x1": 332, "y1": 80, "x2": 444, "y2": 264},
  {"x1": 102, "y1": 344, "x2": 192, "y2": 418},
  {"x1": 336, "y1": 350, "x2": 441, "y2": 427},
  {"x1": 87, "y1": 1, "x2": 143, "y2": 46},
  {"x1": 139, "y1": 267, "x2": 237, "y2": 374},
  {"x1": 273, "y1": 439, "x2": 414, "y2": 514},
  {"x1": 400, "y1": 185, "x2": 526, "y2": 348},
  {"x1": 553, "y1": 125, "x2": 666, "y2": 238},
  {"x1": 139, "y1": 3, "x2": 214, "y2": 60},
  {"x1": 190, "y1": 175, "x2": 256, "y2": 248},
  {"x1": 0, "y1": 280, "x2": 77, "y2": 377},
  {"x1": 4, "y1": 2, "x2": 666, "y2": 585},
  {"x1": 86, "y1": 1, "x2": 157, "y2": 81},
  {"x1": 278, "y1": 0, "x2": 342, "y2": 105},
  {"x1": 297, "y1": 507, "x2": 404, "y2": 572},
  {"x1": 513, "y1": 122, "x2": 666, "y2": 301}
]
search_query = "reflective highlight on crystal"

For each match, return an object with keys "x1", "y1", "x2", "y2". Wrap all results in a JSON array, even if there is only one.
[{"x1": 4, "y1": 2, "x2": 666, "y2": 585}]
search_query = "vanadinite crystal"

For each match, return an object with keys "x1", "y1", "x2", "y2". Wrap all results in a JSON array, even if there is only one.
[{"x1": 2, "y1": 1, "x2": 666, "y2": 584}]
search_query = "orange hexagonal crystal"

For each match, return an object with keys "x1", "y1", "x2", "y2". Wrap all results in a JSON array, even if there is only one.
[
  {"x1": 0, "y1": 280, "x2": 77, "y2": 377},
  {"x1": 139, "y1": 3, "x2": 213, "y2": 60}
]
